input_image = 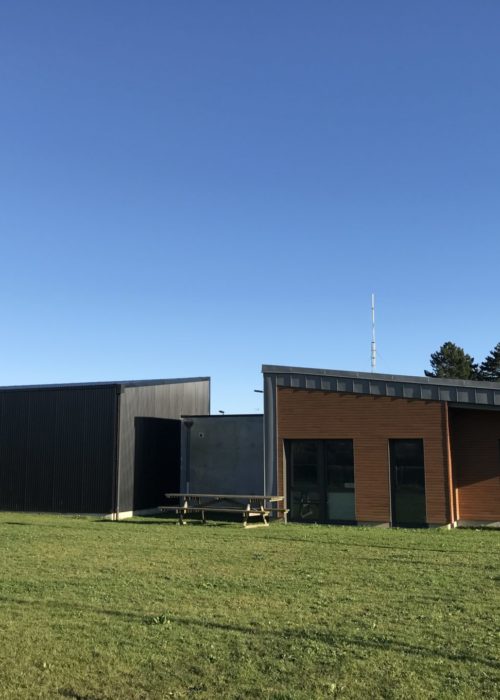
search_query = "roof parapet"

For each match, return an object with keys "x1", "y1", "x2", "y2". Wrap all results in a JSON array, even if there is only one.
[{"x1": 262, "y1": 365, "x2": 500, "y2": 407}]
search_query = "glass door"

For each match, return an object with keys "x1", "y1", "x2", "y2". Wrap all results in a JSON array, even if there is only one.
[
  {"x1": 287, "y1": 440, "x2": 355, "y2": 523},
  {"x1": 325, "y1": 440, "x2": 355, "y2": 522},
  {"x1": 389, "y1": 439, "x2": 426, "y2": 526},
  {"x1": 289, "y1": 441, "x2": 322, "y2": 521}
]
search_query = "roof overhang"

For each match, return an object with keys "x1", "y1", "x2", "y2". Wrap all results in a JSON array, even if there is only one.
[
  {"x1": 0, "y1": 377, "x2": 210, "y2": 393},
  {"x1": 262, "y1": 365, "x2": 500, "y2": 408}
]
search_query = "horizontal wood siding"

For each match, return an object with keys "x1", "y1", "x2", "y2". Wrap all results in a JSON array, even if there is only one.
[
  {"x1": 449, "y1": 408, "x2": 500, "y2": 521},
  {"x1": 277, "y1": 388, "x2": 450, "y2": 524}
]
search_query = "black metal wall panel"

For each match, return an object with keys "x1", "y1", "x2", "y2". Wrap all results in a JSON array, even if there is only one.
[
  {"x1": 0, "y1": 391, "x2": 30, "y2": 510},
  {"x1": 24, "y1": 390, "x2": 58, "y2": 512},
  {"x1": 0, "y1": 386, "x2": 117, "y2": 513},
  {"x1": 118, "y1": 379, "x2": 210, "y2": 512}
]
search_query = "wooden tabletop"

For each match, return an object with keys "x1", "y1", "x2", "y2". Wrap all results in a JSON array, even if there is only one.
[{"x1": 164, "y1": 493, "x2": 284, "y2": 501}]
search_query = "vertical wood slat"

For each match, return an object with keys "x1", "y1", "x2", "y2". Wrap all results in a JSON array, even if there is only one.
[
  {"x1": 442, "y1": 402, "x2": 457, "y2": 523},
  {"x1": 449, "y1": 408, "x2": 500, "y2": 522}
]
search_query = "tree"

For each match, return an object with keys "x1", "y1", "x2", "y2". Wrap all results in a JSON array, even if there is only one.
[
  {"x1": 478, "y1": 342, "x2": 500, "y2": 381},
  {"x1": 425, "y1": 341, "x2": 478, "y2": 380}
]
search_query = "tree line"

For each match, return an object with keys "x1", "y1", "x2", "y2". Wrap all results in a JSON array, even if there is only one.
[{"x1": 425, "y1": 342, "x2": 500, "y2": 381}]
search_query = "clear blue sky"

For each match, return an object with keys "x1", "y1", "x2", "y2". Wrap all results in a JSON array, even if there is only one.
[{"x1": 1, "y1": 1, "x2": 499, "y2": 413}]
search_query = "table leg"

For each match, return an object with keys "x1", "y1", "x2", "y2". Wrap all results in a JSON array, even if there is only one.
[
  {"x1": 180, "y1": 498, "x2": 189, "y2": 525},
  {"x1": 243, "y1": 503, "x2": 251, "y2": 528}
]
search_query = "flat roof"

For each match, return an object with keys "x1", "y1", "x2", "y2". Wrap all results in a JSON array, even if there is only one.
[
  {"x1": 0, "y1": 377, "x2": 210, "y2": 393},
  {"x1": 262, "y1": 364, "x2": 500, "y2": 408}
]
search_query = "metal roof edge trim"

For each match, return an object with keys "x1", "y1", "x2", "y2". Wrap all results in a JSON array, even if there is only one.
[
  {"x1": 0, "y1": 377, "x2": 211, "y2": 393},
  {"x1": 261, "y1": 365, "x2": 500, "y2": 390}
]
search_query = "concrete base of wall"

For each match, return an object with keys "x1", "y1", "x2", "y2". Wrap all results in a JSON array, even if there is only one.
[
  {"x1": 115, "y1": 507, "x2": 161, "y2": 521},
  {"x1": 8, "y1": 511, "x2": 120, "y2": 520},
  {"x1": 359, "y1": 522, "x2": 457, "y2": 530},
  {"x1": 428, "y1": 523, "x2": 455, "y2": 529},
  {"x1": 457, "y1": 519, "x2": 500, "y2": 529}
]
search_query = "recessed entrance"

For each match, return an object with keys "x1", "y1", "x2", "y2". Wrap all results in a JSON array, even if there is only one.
[
  {"x1": 286, "y1": 439, "x2": 355, "y2": 523},
  {"x1": 389, "y1": 439, "x2": 426, "y2": 527}
]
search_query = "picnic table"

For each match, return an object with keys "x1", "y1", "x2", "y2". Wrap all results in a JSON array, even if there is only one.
[{"x1": 160, "y1": 493, "x2": 288, "y2": 528}]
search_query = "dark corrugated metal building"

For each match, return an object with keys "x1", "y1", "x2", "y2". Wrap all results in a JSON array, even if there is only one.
[{"x1": 0, "y1": 377, "x2": 210, "y2": 518}]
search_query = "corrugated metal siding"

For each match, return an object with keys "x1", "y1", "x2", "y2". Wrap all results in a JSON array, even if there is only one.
[
  {"x1": 0, "y1": 391, "x2": 29, "y2": 511},
  {"x1": 450, "y1": 408, "x2": 500, "y2": 521},
  {"x1": 276, "y1": 388, "x2": 451, "y2": 524},
  {"x1": 118, "y1": 380, "x2": 210, "y2": 512},
  {"x1": 0, "y1": 386, "x2": 117, "y2": 513}
]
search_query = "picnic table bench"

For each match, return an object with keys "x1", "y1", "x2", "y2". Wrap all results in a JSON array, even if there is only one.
[{"x1": 160, "y1": 493, "x2": 288, "y2": 528}]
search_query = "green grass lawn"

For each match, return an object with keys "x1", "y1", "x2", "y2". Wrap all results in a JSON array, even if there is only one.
[{"x1": 0, "y1": 513, "x2": 498, "y2": 700}]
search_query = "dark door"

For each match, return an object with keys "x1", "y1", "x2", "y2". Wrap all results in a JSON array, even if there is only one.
[
  {"x1": 134, "y1": 418, "x2": 181, "y2": 510},
  {"x1": 389, "y1": 439, "x2": 426, "y2": 526},
  {"x1": 287, "y1": 440, "x2": 355, "y2": 523},
  {"x1": 288, "y1": 440, "x2": 323, "y2": 521},
  {"x1": 325, "y1": 440, "x2": 355, "y2": 522}
]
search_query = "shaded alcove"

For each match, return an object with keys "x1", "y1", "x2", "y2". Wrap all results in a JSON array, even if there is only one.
[{"x1": 133, "y1": 418, "x2": 181, "y2": 510}]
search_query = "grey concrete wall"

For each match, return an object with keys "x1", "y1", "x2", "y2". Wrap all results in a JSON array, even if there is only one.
[{"x1": 181, "y1": 415, "x2": 264, "y2": 495}]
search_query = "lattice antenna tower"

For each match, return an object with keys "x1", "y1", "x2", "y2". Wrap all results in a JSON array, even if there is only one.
[{"x1": 371, "y1": 293, "x2": 377, "y2": 371}]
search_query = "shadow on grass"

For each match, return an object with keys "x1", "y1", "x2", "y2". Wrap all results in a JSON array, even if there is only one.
[
  {"x1": 109, "y1": 517, "x2": 500, "y2": 540},
  {"x1": 59, "y1": 690, "x2": 105, "y2": 700},
  {"x1": 256, "y1": 533, "x2": 497, "y2": 556},
  {"x1": 0, "y1": 595, "x2": 141, "y2": 622},
  {"x1": 0, "y1": 521, "x2": 96, "y2": 530},
  {"x1": 100, "y1": 519, "x2": 181, "y2": 526},
  {"x1": 317, "y1": 553, "x2": 495, "y2": 571},
  {"x1": 108, "y1": 514, "x2": 247, "y2": 527},
  {"x1": 105, "y1": 519, "x2": 231, "y2": 527},
  {"x1": 1, "y1": 520, "x2": 97, "y2": 529},
  {"x1": 2, "y1": 594, "x2": 498, "y2": 671}
]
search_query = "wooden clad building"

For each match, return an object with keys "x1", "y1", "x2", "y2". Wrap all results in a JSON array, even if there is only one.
[{"x1": 263, "y1": 365, "x2": 500, "y2": 527}]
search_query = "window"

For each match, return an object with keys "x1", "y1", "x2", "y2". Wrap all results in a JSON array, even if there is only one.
[{"x1": 288, "y1": 440, "x2": 355, "y2": 523}]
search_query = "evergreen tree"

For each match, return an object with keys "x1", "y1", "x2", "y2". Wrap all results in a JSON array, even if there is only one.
[
  {"x1": 425, "y1": 341, "x2": 478, "y2": 380},
  {"x1": 478, "y1": 342, "x2": 500, "y2": 381}
]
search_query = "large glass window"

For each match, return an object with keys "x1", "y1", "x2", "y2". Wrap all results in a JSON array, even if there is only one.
[
  {"x1": 288, "y1": 439, "x2": 355, "y2": 523},
  {"x1": 291, "y1": 441, "x2": 319, "y2": 488}
]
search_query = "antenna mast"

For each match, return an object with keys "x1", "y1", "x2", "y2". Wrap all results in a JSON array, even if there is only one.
[{"x1": 371, "y1": 293, "x2": 376, "y2": 371}]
